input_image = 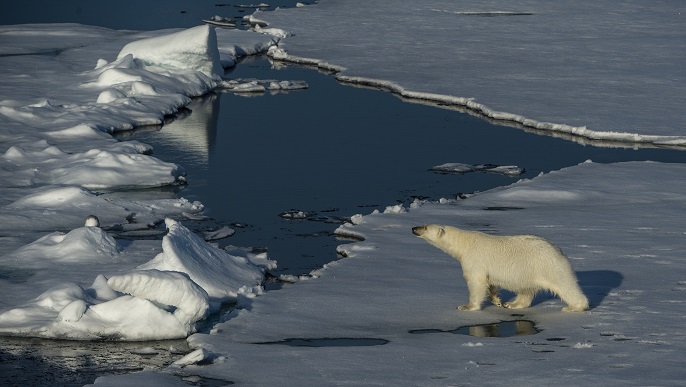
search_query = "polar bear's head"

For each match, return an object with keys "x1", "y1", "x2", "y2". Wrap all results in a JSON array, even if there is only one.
[{"x1": 412, "y1": 224, "x2": 445, "y2": 241}]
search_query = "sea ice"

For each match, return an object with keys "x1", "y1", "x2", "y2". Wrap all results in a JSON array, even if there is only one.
[
  {"x1": 116, "y1": 25, "x2": 223, "y2": 79},
  {"x1": 202, "y1": 226, "x2": 236, "y2": 241},
  {"x1": 138, "y1": 219, "x2": 267, "y2": 303},
  {"x1": 258, "y1": 0, "x2": 686, "y2": 145},
  {"x1": 160, "y1": 161, "x2": 686, "y2": 385},
  {"x1": 0, "y1": 219, "x2": 272, "y2": 340},
  {"x1": 431, "y1": 162, "x2": 524, "y2": 176}
]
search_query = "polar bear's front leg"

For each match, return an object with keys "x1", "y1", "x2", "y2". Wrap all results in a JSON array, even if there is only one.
[
  {"x1": 458, "y1": 277, "x2": 488, "y2": 311},
  {"x1": 488, "y1": 285, "x2": 503, "y2": 307}
]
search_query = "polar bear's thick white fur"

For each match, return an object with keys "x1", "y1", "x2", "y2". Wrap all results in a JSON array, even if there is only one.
[{"x1": 412, "y1": 224, "x2": 588, "y2": 312}]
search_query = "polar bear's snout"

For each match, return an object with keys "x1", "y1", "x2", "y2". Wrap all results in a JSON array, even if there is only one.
[{"x1": 413, "y1": 224, "x2": 445, "y2": 239}]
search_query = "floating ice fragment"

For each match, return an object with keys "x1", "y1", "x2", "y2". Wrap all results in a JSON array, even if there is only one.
[
  {"x1": 203, "y1": 15, "x2": 238, "y2": 29},
  {"x1": 431, "y1": 163, "x2": 524, "y2": 176},
  {"x1": 383, "y1": 204, "x2": 407, "y2": 214},
  {"x1": 172, "y1": 348, "x2": 211, "y2": 366},
  {"x1": 238, "y1": 3, "x2": 270, "y2": 9},
  {"x1": 279, "y1": 210, "x2": 310, "y2": 219},
  {"x1": 217, "y1": 78, "x2": 308, "y2": 93},
  {"x1": 203, "y1": 226, "x2": 236, "y2": 241}
]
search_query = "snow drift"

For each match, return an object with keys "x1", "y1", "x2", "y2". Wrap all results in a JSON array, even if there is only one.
[{"x1": 0, "y1": 219, "x2": 271, "y2": 340}]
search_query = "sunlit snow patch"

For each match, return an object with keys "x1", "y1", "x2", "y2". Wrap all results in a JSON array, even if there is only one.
[
  {"x1": 138, "y1": 218, "x2": 268, "y2": 304},
  {"x1": 116, "y1": 25, "x2": 223, "y2": 79},
  {"x1": 0, "y1": 219, "x2": 272, "y2": 340},
  {"x1": 1, "y1": 139, "x2": 184, "y2": 189}
]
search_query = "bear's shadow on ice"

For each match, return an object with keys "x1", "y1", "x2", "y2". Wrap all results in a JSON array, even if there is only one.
[{"x1": 522, "y1": 270, "x2": 623, "y2": 309}]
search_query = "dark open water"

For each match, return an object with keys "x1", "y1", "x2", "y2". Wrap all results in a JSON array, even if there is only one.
[
  {"x1": 3, "y1": 2, "x2": 686, "y2": 385},
  {"x1": 123, "y1": 55, "x2": 686, "y2": 275}
]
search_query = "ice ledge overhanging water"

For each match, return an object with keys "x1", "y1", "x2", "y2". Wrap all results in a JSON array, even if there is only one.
[
  {"x1": 250, "y1": 1, "x2": 686, "y2": 149},
  {"x1": 265, "y1": 45, "x2": 686, "y2": 149}
]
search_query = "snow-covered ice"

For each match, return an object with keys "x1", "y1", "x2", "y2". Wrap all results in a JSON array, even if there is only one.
[
  {"x1": 0, "y1": 218, "x2": 270, "y2": 340},
  {"x1": 155, "y1": 161, "x2": 686, "y2": 385},
  {"x1": 0, "y1": 23, "x2": 279, "y2": 341},
  {"x1": 138, "y1": 219, "x2": 266, "y2": 304},
  {"x1": 259, "y1": 0, "x2": 686, "y2": 146}
]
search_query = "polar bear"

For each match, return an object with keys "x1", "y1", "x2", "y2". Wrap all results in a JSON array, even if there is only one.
[{"x1": 412, "y1": 224, "x2": 588, "y2": 312}]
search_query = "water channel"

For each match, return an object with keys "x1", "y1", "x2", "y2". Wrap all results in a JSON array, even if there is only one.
[{"x1": 122, "y1": 55, "x2": 686, "y2": 276}]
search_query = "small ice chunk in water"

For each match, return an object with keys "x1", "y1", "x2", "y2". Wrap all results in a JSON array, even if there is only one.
[
  {"x1": 431, "y1": 163, "x2": 524, "y2": 176},
  {"x1": 172, "y1": 348, "x2": 211, "y2": 366},
  {"x1": 279, "y1": 210, "x2": 310, "y2": 219},
  {"x1": 203, "y1": 226, "x2": 236, "y2": 241}
]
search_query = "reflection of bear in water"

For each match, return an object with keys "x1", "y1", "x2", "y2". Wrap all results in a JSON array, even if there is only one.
[{"x1": 412, "y1": 224, "x2": 588, "y2": 312}]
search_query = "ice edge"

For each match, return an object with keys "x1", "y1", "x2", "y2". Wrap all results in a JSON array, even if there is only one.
[{"x1": 267, "y1": 47, "x2": 686, "y2": 148}]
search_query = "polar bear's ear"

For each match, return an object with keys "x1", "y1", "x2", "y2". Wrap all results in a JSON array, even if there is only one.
[{"x1": 438, "y1": 227, "x2": 445, "y2": 238}]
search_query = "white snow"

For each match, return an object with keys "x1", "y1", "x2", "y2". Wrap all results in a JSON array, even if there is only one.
[
  {"x1": 258, "y1": 0, "x2": 686, "y2": 146},
  {"x1": 137, "y1": 218, "x2": 267, "y2": 303},
  {"x1": 171, "y1": 161, "x2": 686, "y2": 385},
  {"x1": 0, "y1": 219, "x2": 270, "y2": 340},
  {"x1": 0, "y1": 23, "x2": 278, "y2": 341},
  {"x1": 116, "y1": 25, "x2": 223, "y2": 79}
]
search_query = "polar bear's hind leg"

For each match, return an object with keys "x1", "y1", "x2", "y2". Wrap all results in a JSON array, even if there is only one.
[{"x1": 504, "y1": 289, "x2": 536, "y2": 309}]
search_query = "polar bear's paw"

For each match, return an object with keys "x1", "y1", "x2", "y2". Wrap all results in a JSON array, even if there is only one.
[
  {"x1": 457, "y1": 304, "x2": 482, "y2": 311},
  {"x1": 562, "y1": 304, "x2": 588, "y2": 312},
  {"x1": 503, "y1": 302, "x2": 528, "y2": 309},
  {"x1": 488, "y1": 285, "x2": 503, "y2": 307}
]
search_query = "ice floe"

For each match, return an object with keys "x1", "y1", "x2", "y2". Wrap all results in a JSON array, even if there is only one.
[
  {"x1": 0, "y1": 219, "x2": 272, "y2": 340},
  {"x1": 0, "y1": 24, "x2": 280, "y2": 340},
  {"x1": 258, "y1": 0, "x2": 686, "y2": 146},
  {"x1": 431, "y1": 162, "x2": 524, "y2": 176}
]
